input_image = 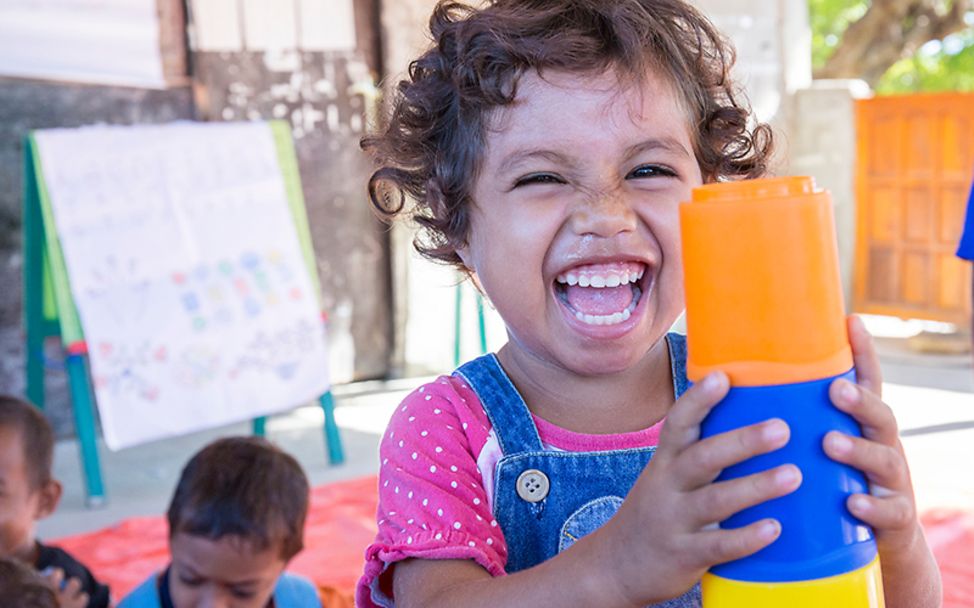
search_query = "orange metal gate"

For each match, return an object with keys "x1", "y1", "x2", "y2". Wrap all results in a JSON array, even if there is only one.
[{"x1": 854, "y1": 93, "x2": 974, "y2": 325}]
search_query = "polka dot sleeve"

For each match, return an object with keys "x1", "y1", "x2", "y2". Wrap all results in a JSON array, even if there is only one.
[{"x1": 356, "y1": 376, "x2": 504, "y2": 608}]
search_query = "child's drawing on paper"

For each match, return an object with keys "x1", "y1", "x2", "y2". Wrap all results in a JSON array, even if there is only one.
[
  {"x1": 90, "y1": 341, "x2": 166, "y2": 402},
  {"x1": 35, "y1": 122, "x2": 330, "y2": 450}
]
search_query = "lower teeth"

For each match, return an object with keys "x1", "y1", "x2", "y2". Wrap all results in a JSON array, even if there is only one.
[{"x1": 573, "y1": 286, "x2": 642, "y2": 326}]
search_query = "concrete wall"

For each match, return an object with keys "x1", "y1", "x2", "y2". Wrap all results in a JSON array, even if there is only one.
[
  {"x1": 788, "y1": 80, "x2": 873, "y2": 305},
  {"x1": 695, "y1": 0, "x2": 812, "y2": 171}
]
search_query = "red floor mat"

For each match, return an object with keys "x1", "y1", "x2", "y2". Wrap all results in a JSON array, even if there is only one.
[
  {"x1": 51, "y1": 477, "x2": 974, "y2": 607},
  {"x1": 51, "y1": 475, "x2": 379, "y2": 606},
  {"x1": 923, "y1": 509, "x2": 974, "y2": 608}
]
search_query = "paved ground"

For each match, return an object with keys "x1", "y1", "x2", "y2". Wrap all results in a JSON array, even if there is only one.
[{"x1": 36, "y1": 317, "x2": 974, "y2": 540}]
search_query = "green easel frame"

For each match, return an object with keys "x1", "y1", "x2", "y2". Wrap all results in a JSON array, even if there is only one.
[{"x1": 23, "y1": 120, "x2": 344, "y2": 507}]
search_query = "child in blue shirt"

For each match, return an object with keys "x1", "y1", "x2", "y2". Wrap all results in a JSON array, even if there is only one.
[{"x1": 120, "y1": 437, "x2": 321, "y2": 608}]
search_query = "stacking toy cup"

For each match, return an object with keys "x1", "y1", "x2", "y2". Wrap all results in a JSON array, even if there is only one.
[{"x1": 680, "y1": 177, "x2": 885, "y2": 607}]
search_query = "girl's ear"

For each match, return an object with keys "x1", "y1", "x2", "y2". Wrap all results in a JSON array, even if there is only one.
[
  {"x1": 456, "y1": 246, "x2": 474, "y2": 273},
  {"x1": 34, "y1": 479, "x2": 62, "y2": 520},
  {"x1": 455, "y1": 249, "x2": 486, "y2": 295}
]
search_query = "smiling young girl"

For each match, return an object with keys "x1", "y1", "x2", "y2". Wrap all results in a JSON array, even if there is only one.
[{"x1": 356, "y1": 2, "x2": 942, "y2": 607}]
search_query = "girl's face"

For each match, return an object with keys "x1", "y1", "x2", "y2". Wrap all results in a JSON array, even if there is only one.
[{"x1": 460, "y1": 68, "x2": 702, "y2": 376}]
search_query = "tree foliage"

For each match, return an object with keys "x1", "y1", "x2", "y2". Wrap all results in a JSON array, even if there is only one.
[{"x1": 811, "y1": 0, "x2": 974, "y2": 93}]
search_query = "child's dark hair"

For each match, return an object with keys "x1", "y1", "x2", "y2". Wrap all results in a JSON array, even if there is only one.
[
  {"x1": 0, "y1": 395, "x2": 55, "y2": 490},
  {"x1": 0, "y1": 557, "x2": 58, "y2": 608},
  {"x1": 364, "y1": 0, "x2": 774, "y2": 271},
  {"x1": 167, "y1": 436, "x2": 310, "y2": 561}
]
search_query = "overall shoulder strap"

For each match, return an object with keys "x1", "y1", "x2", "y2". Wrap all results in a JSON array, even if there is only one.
[
  {"x1": 455, "y1": 354, "x2": 544, "y2": 454},
  {"x1": 667, "y1": 332, "x2": 690, "y2": 400}
]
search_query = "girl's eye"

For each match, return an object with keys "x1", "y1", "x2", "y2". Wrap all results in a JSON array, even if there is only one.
[
  {"x1": 514, "y1": 173, "x2": 565, "y2": 188},
  {"x1": 627, "y1": 164, "x2": 676, "y2": 179}
]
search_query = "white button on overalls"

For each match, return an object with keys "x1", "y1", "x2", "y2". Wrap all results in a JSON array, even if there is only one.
[{"x1": 516, "y1": 469, "x2": 550, "y2": 502}]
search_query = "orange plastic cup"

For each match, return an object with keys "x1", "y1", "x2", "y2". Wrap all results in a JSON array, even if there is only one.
[{"x1": 680, "y1": 176, "x2": 852, "y2": 387}]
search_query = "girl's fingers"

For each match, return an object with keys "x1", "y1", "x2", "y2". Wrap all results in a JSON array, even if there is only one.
[
  {"x1": 689, "y1": 464, "x2": 802, "y2": 525},
  {"x1": 823, "y1": 431, "x2": 910, "y2": 492},
  {"x1": 676, "y1": 418, "x2": 791, "y2": 488},
  {"x1": 847, "y1": 315, "x2": 883, "y2": 397},
  {"x1": 829, "y1": 378, "x2": 900, "y2": 446},
  {"x1": 846, "y1": 492, "x2": 917, "y2": 534},
  {"x1": 691, "y1": 518, "x2": 782, "y2": 568},
  {"x1": 658, "y1": 371, "x2": 730, "y2": 453}
]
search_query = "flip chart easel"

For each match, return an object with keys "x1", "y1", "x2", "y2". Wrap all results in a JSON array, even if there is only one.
[{"x1": 23, "y1": 120, "x2": 344, "y2": 507}]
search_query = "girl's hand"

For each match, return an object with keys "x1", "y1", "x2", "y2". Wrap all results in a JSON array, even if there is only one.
[
  {"x1": 596, "y1": 370, "x2": 801, "y2": 606},
  {"x1": 40, "y1": 567, "x2": 89, "y2": 608},
  {"x1": 821, "y1": 315, "x2": 942, "y2": 608}
]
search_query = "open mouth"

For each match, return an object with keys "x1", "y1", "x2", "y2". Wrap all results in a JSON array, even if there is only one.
[{"x1": 554, "y1": 261, "x2": 647, "y2": 326}]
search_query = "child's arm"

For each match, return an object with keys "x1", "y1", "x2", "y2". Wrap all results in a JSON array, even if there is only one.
[
  {"x1": 823, "y1": 316, "x2": 943, "y2": 608},
  {"x1": 392, "y1": 372, "x2": 800, "y2": 608}
]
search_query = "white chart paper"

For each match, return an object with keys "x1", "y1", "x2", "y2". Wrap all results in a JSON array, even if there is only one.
[{"x1": 35, "y1": 122, "x2": 330, "y2": 449}]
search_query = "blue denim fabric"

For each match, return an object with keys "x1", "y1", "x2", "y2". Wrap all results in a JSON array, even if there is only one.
[{"x1": 456, "y1": 333, "x2": 701, "y2": 608}]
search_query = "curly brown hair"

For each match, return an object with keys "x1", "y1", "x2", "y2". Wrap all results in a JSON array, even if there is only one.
[{"x1": 364, "y1": 0, "x2": 774, "y2": 271}]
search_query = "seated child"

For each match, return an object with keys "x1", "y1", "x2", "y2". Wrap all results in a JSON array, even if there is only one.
[
  {"x1": 0, "y1": 395, "x2": 110, "y2": 608},
  {"x1": 0, "y1": 555, "x2": 58, "y2": 608},
  {"x1": 120, "y1": 436, "x2": 322, "y2": 608}
]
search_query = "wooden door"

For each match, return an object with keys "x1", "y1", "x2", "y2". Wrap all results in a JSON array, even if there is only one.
[{"x1": 854, "y1": 93, "x2": 974, "y2": 325}]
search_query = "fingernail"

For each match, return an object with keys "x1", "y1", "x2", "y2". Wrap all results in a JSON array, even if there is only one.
[
  {"x1": 828, "y1": 432, "x2": 853, "y2": 454},
  {"x1": 850, "y1": 495, "x2": 871, "y2": 514},
  {"x1": 702, "y1": 372, "x2": 724, "y2": 392},
  {"x1": 840, "y1": 382, "x2": 859, "y2": 405},
  {"x1": 775, "y1": 466, "x2": 799, "y2": 488},
  {"x1": 758, "y1": 520, "x2": 780, "y2": 542},
  {"x1": 762, "y1": 419, "x2": 788, "y2": 444}
]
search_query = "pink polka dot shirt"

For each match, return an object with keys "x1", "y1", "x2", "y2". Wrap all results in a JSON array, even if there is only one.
[{"x1": 356, "y1": 374, "x2": 666, "y2": 607}]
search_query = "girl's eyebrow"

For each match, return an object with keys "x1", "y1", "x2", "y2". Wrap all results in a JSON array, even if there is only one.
[
  {"x1": 496, "y1": 149, "x2": 576, "y2": 175},
  {"x1": 623, "y1": 137, "x2": 693, "y2": 162}
]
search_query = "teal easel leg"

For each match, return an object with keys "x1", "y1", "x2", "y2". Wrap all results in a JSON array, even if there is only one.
[
  {"x1": 476, "y1": 293, "x2": 487, "y2": 354},
  {"x1": 319, "y1": 392, "x2": 344, "y2": 465},
  {"x1": 65, "y1": 353, "x2": 105, "y2": 507},
  {"x1": 252, "y1": 416, "x2": 266, "y2": 436},
  {"x1": 24, "y1": 310, "x2": 45, "y2": 408},
  {"x1": 23, "y1": 155, "x2": 45, "y2": 409}
]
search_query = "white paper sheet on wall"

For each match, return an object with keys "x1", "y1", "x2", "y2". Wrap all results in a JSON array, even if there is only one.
[
  {"x1": 298, "y1": 0, "x2": 357, "y2": 51},
  {"x1": 0, "y1": 0, "x2": 167, "y2": 87},
  {"x1": 189, "y1": 0, "x2": 356, "y2": 52},
  {"x1": 189, "y1": 0, "x2": 244, "y2": 51},
  {"x1": 34, "y1": 122, "x2": 330, "y2": 450}
]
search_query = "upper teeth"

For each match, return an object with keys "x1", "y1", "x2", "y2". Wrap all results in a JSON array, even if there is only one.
[{"x1": 556, "y1": 268, "x2": 644, "y2": 288}]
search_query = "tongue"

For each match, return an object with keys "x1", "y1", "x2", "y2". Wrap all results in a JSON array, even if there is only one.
[{"x1": 565, "y1": 284, "x2": 634, "y2": 315}]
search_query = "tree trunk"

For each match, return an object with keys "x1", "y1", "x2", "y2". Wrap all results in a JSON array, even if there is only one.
[{"x1": 815, "y1": 0, "x2": 973, "y2": 87}]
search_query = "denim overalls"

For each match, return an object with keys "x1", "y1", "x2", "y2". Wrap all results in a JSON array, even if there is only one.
[{"x1": 456, "y1": 333, "x2": 702, "y2": 607}]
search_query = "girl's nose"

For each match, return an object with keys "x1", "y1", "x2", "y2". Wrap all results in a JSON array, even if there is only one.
[{"x1": 570, "y1": 187, "x2": 637, "y2": 238}]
